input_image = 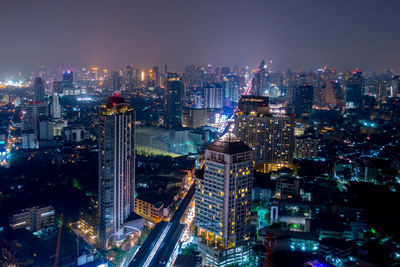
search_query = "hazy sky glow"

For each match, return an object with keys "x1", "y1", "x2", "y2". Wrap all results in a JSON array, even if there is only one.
[{"x1": 1, "y1": 0, "x2": 399, "y2": 75}]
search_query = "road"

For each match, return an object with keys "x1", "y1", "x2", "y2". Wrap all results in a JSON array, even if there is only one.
[
  {"x1": 122, "y1": 245, "x2": 140, "y2": 267},
  {"x1": 217, "y1": 80, "x2": 252, "y2": 135}
]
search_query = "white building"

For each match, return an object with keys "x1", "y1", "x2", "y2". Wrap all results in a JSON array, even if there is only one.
[
  {"x1": 50, "y1": 94, "x2": 62, "y2": 119},
  {"x1": 204, "y1": 83, "x2": 223, "y2": 109}
]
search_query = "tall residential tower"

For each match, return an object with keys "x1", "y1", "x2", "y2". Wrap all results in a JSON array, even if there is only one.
[
  {"x1": 98, "y1": 94, "x2": 135, "y2": 249},
  {"x1": 195, "y1": 133, "x2": 253, "y2": 266}
]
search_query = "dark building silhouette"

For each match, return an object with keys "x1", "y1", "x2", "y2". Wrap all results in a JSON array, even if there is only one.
[
  {"x1": 294, "y1": 84, "x2": 314, "y2": 117},
  {"x1": 111, "y1": 71, "x2": 122, "y2": 92},
  {"x1": 238, "y1": 95, "x2": 269, "y2": 114},
  {"x1": 125, "y1": 65, "x2": 134, "y2": 89},
  {"x1": 164, "y1": 73, "x2": 184, "y2": 128},
  {"x1": 251, "y1": 61, "x2": 268, "y2": 96},
  {"x1": 33, "y1": 77, "x2": 45, "y2": 102},
  {"x1": 62, "y1": 69, "x2": 74, "y2": 94},
  {"x1": 345, "y1": 70, "x2": 364, "y2": 110},
  {"x1": 52, "y1": 81, "x2": 63, "y2": 95}
]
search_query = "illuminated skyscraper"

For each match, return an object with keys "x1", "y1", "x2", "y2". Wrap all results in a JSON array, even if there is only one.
[
  {"x1": 98, "y1": 94, "x2": 135, "y2": 249},
  {"x1": 164, "y1": 73, "x2": 184, "y2": 128},
  {"x1": 235, "y1": 96, "x2": 295, "y2": 172},
  {"x1": 33, "y1": 77, "x2": 45, "y2": 102},
  {"x1": 195, "y1": 133, "x2": 253, "y2": 266}
]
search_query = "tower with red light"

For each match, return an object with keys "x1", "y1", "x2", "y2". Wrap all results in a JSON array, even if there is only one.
[{"x1": 98, "y1": 94, "x2": 136, "y2": 249}]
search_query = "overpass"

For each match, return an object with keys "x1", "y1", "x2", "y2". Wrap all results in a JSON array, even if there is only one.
[{"x1": 128, "y1": 183, "x2": 196, "y2": 267}]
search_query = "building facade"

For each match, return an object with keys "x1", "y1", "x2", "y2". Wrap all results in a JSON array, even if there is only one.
[
  {"x1": 9, "y1": 205, "x2": 55, "y2": 232},
  {"x1": 135, "y1": 195, "x2": 164, "y2": 223},
  {"x1": 204, "y1": 83, "x2": 223, "y2": 109},
  {"x1": 182, "y1": 108, "x2": 208, "y2": 128},
  {"x1": 195, "y1": 133, "x2": 253, "y2": 266},
  {"x1": 50, "y1": 94, "x2": 62, "y2": 119},
  {"x1": 295, "y1": 137, "x2": 318, "y2": 159},
  {"x1": 235, "y1": 96, "x2": 295, "y2": 172},
  {"x1": 23, "y1": 102, "x2": 49, "y2": 132},
  {"x1": 98, "y1": 94, "x2": 135, "y2": 249}
]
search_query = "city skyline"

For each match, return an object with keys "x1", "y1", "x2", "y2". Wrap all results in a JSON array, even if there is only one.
[
  {"x1": 2, "y1": 1, "x2": 400, "y2": 266},
  {"x1": 1, "y1": 0, "x2": 400, "y2": 76}
]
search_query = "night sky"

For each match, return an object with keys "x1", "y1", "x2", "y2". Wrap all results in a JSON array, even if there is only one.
[{"x1": 1, "y1": 0, "x2": 399, "y2": 75}]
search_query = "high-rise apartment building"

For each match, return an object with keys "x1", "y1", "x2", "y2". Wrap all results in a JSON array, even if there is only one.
[
  {"x1": 164, "y1": 73, "x2": 184, "y2": 128},
  {"x1": 98, "y1": 94, "x2": 135, "y2": 249},
  {"x1": 235, "y1": 96, "x2": 295, "y2": 172},
  {"x1": 195, "y1": 133, "x2": 253, "y2": 266}
]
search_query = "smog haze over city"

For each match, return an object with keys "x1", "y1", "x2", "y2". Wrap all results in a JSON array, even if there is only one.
[
  {"x1": 0, "y1": 0, "x2": 400, "y2": 75},
  {"x1": 1, "y1": 1, "x2": 400, "y2": 267}
]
